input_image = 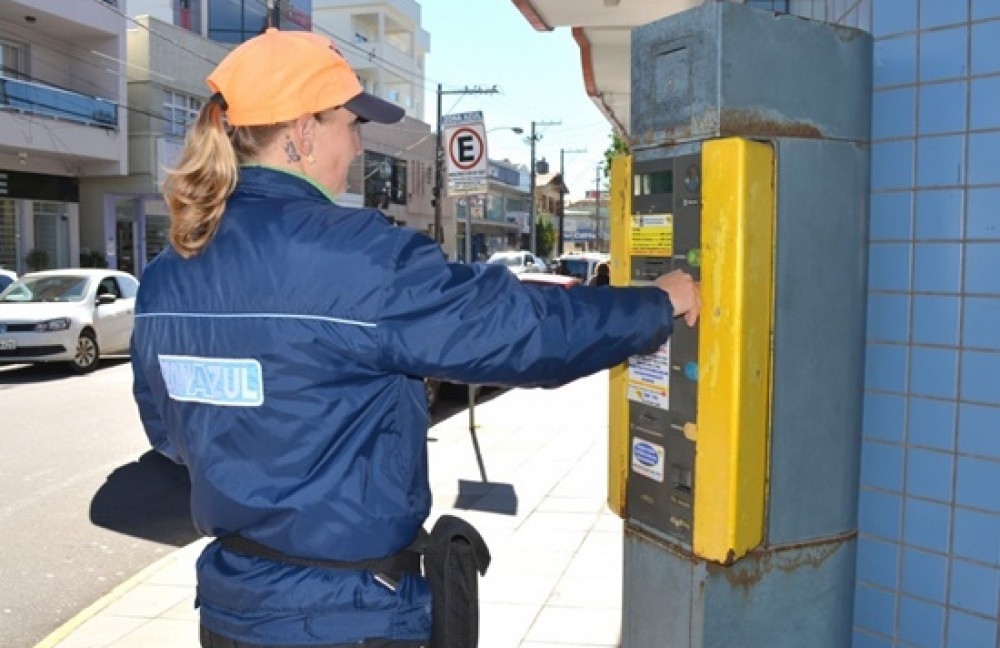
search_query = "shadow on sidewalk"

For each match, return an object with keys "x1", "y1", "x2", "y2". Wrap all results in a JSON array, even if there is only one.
[
  {"x1": 89, "y1": 450, "x2": 200, "y2": 547},
  {"x1": 452, "y1": 479, "x2": 518, "y2": 515}
]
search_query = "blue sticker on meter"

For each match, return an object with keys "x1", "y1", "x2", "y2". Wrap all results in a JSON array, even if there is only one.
[{"x1": 632, "y1": 438, "x2": 665, "y2": 482}]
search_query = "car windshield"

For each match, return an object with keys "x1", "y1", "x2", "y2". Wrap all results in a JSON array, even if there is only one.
[
  {"x1": 1, "y1": 276, "x2": 90, "y2": 303},
  {"x1": 562, "y1": 259, "x2": 590, "y2": 278},
  {"x1": 488, "y1": 255, "x2": 522, "y2": 267}
]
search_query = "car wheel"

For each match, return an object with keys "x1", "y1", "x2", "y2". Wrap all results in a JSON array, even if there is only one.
[
  {"x1": 69, "y1": 329, "x2": 100, "y2": 374},
  {"x1": 424, "y1": 378, "x2": 441, "y2": 412}
]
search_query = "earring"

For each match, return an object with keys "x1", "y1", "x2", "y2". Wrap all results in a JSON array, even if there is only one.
[
  {"x1": 306, "y1": 153, "x2": 316, "y2": 165},
  {"x1": 284, "y1": 137, "x2": 301, "y2": 163}
]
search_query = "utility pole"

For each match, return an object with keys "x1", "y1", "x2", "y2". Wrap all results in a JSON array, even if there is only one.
[
  {"x1": 266, "y1": 0, "x2": 278, "y2": 28},
  {"x1": 558, "y1": 147, "x2": 586, "y2": 256},
  {"x1": 432, "y1": 84, "x2": 499, "y2": 255},
  {"x1": 527, "y1": 119, "x2": 560, "y2": 255},
  {"x1": 595, "y1": 163, "x2": 603, "y2": 252}
]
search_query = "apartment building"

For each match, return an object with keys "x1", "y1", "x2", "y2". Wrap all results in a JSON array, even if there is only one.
[
  {"x1": 312, "y1": 0, "x2": 428, "y2": 122},
  {"x1": 311, "y1": 0, "x2": 440, "y2": 249},
  {"x1": 104, "y1": 0, "x2": 442, "y2": 270},
  {"x1": 80, "y1": 15, "x2": 227, "y2": 277},
  {"x1": 0, "y1": 0, "x2": 128, "y2": 274}
]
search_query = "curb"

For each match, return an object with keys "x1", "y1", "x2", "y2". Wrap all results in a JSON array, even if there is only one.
[{"x1": 33, "y1": 542, "x2": 203, "y2": 648}]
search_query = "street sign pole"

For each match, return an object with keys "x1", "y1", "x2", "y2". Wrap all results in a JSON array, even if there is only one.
[{"x1": 432, "y1": 86, "x2": 498, "y2": 257}]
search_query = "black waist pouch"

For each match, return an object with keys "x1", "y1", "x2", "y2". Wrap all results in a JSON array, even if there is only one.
[{"x1": 423, "y1": 515, "x2": 491, "y2": 648}]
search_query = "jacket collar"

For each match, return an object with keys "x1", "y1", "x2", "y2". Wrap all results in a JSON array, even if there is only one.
[{"x1": 235, "y1": 165, "x2": 338, "y2": 204}]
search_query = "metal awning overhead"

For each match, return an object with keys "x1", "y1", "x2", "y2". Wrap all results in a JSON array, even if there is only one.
[{"x1": 511, "y1": 0, "x2": 707, "y2": 136}]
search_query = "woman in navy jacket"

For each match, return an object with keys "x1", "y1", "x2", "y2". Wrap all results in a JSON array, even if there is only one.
[{"x1": 130, "y1": 28, "x2": 699, "y2": 648}]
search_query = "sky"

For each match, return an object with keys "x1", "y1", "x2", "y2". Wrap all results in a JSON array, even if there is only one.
[{"x1": 418, "y1": 1, "x2": 613, "y2": 201}]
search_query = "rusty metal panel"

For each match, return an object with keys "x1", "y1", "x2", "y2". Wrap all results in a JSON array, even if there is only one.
[
  {"x1": 625, "y1": 531, "x2": 857, "y2": 648},
  {"x1": 630, "y1": 2, "x2": 872, "y2": 149}
]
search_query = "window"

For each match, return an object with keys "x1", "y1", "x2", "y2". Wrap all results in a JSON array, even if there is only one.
[
  {"x1": 97, "y1": 277, "x2": 122, "y2": 299},
  {"x1": 117, "y1": 274, "x2": 139, "y2": 298},
  {"x1": 162, "y1": 89, "x2": 204, "y2": 137},
  {"x1": 175, "y1": 0, "x2": 202, "y2": 33},
  {"x1": 0, "y1": 38, "x2": 28, "y2": 80},
  {"x1": 364, "y1": 152, "x2": 408, "y2": 208},
  {"x1": 0, "y1": 199, "x2": 16, "y2": 272},
  {"x1": 33, "y1": 203, "x2": 70, "y2": 269},
  {"x1": 208, "y1": 0, "x2": 267, "y2": 43}
]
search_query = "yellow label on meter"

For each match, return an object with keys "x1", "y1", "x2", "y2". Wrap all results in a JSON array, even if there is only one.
[{"x1": 630, "y1": 213, "x2": 674, "y2": 256}]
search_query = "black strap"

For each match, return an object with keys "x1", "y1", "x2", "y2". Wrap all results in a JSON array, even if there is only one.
[
  {"x1": 201, "y1": 625, "x2": 428, "y2": 648},
  {"x1": 219, "y1": 532, "x2": 425, "y2": 587}
]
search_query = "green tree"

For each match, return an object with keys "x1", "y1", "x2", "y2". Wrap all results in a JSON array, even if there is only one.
[
  {"x1": 536, "y1": 216, "x2": 556, "y2": 259},
  {"x1": 603, "y1": 130, "x2": 631, "y2": 178}
]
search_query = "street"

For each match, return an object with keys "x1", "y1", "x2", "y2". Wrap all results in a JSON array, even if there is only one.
[{"x1": 0, "y1": 361, "x2": 200, "y2": 648}]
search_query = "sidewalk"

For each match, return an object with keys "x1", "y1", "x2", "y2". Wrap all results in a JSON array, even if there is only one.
[{"x1": 38, "y1": 371, "x2": 625, "y2": 648}]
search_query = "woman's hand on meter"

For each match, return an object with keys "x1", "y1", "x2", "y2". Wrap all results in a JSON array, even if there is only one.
[{"x1": 655, "y1": 270, "x2": 701, "y2": 327}]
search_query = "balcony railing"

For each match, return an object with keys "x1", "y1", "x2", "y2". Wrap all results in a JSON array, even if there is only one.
[{"x1": 0, "y1": 75, "x2": 118, "y2": 130}]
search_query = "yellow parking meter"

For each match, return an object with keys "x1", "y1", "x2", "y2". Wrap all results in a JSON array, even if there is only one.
[
  {"x1": 608, "y1": 138, "x2": 774, "y2": 564},
  {"x1": 607, "y1": 4, "x2": 871, "y2": 647}
]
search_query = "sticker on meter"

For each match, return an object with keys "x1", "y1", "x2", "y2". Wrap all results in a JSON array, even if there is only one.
[
  {"x1": 630, "y1": 213, "x2": 673, "y2": 257},
  {"x1": 631, "y1": 438, "x2": 665, "y2": 482},
  {"x1": 627, "y1": 341, "x2": 670, "y2": 410}
]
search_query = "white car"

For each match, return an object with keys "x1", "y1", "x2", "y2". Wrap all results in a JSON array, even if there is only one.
[
  {"x1": 0, "y1": 268, "x2": 138, "y2": 373},
  {"x1": 554, "y1": 252, "x2": 610, "y2": 283},
  {"x1": 486, "y1": 250, "x2": 547, "y2": 274}
]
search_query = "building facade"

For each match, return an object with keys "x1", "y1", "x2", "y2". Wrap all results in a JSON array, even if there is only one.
[
  {"x1": 312, "y1": 0, "x2": 428, "y2": 122},
  {"x1": 79, "y1": 15, "x2": 226, "y2": 277},
  {"x1": 455, "y1": 159, "x2": 530, "y2": 262},
  {"x1": 71, "y1": 0, "x2": 438, "y2": 277},
  {"x1": 0, "y1": 0, "x2": 127, "y2": 275}
]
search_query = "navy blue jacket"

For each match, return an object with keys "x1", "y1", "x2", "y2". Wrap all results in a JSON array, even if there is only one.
[{"x1": 131, "y1": 166, "x2": 674, "y2": 645}]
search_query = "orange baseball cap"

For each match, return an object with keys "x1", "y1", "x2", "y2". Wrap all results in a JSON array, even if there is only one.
[{"x1": 207, "y1": 28, "x2": 404, "y2": 126}]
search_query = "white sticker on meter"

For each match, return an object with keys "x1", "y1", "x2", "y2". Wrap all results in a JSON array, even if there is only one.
[
  {"x1": 631, "y1": 437, "x2": 665, "y2": 482},
  {"x1": 626, "y1": 340, "x2": 671, "y2": 410}
]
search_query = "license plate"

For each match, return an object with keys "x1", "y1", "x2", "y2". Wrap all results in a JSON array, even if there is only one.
[{"x1": 0, "y1": 338, "x2": 16, "y2": 351}]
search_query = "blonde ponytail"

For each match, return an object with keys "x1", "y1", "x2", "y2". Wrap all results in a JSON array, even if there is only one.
[{"x1": 164, "y1": 100, "x2": 286, "y2": 257}]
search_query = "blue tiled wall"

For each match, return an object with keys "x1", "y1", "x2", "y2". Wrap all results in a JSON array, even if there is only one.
[
  {"x1": 825, "y1": 0, "x2": 1000, "y2": 646},
  {"x1": 711, "y1": 3, "x2": 998, "y2": 645}
]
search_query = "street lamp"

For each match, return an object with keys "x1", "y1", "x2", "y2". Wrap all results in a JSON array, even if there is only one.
[{"x1": 487, "y1": 126, "x2": 524, "y2": 135}]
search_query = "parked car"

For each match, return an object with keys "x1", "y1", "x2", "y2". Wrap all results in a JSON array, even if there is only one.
[
  {"x1": 554, "y1": 251, "x2": 610, "y2": 283},
  {"x1": 486, "y1": 250, "x2": 547, "y2": 274},
  {"x1": 0, "y1": 268, "x2": 16, "y2": 292},
  {"x1": 0, "y1": 269, "x2": 138, "y2": 373},
  {"x1": 516, "y1": 272, "x2": 582, "y2": 289}
]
